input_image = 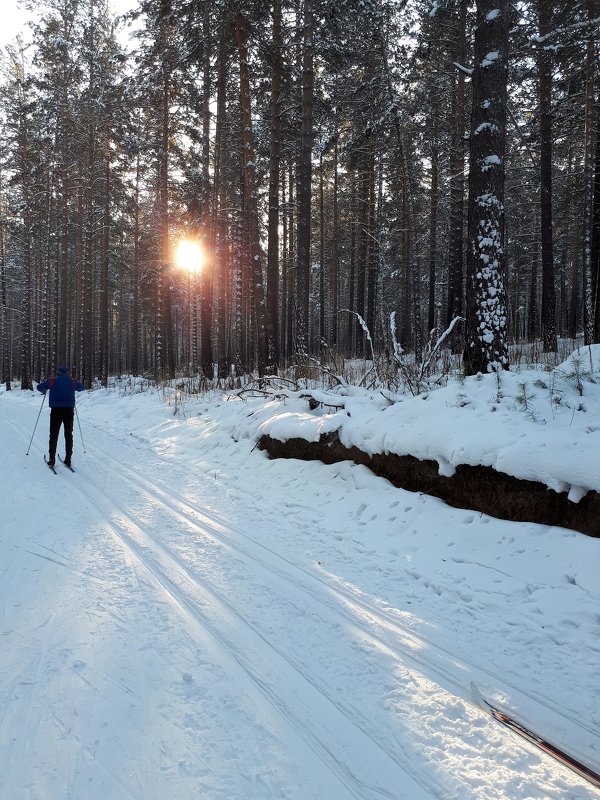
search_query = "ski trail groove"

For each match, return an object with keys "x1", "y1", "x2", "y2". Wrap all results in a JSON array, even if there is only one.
[
  {"x1": 9, "y1": 409, "x2": 598, "y2": 792},
  {"x1": 0, "y1": 613, "x2": 56, "y2": 800},
  {"x1": 88, "y1": 438, "x2": 598, "y2": 747},
  {"x1": 10, "y1": 411, "x2": 599, "y2": 774},
  {"x1": 67, "y1": 469, "x2": 437, "y2": 800}
]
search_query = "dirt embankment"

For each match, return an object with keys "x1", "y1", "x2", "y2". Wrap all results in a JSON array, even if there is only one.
[{"x1": 257, "y1": 431, "x2": 600, "y2": 538}]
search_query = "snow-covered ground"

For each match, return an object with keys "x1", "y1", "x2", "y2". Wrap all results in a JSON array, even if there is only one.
[{"x1": 1, "y1": 350, "x2": 599, "y2": 800}]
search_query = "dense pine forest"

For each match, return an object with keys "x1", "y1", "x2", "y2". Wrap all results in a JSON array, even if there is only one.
[{"x1": 0, "y1": 0, "x2": 599, "y2": 389}]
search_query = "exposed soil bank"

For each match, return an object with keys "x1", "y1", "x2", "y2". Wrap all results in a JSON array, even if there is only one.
[{"x1": 257, "y1": 432, "x2": 600, "y2": 538}]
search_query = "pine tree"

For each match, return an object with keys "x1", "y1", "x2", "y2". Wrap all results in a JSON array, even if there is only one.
[{"x1": 464, "y1": 0, "x2": 510, "y2": 375}]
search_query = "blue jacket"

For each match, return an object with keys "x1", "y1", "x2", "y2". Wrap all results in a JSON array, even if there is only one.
[{"x1": 37, "y1": 367, "x2": 85, "y2": 408}]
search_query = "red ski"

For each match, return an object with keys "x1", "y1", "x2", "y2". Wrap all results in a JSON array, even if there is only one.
[{"x1": 471, "y1": 683, "x2": 600, "y2": 790}]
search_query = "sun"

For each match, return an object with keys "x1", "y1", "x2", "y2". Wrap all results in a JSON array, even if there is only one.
[{"x1": 175, "y1": 240, "x2": 204, "y2": 274}]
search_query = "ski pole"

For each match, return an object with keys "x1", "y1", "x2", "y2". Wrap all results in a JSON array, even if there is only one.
[
  {"x1": 26, "y1": 391, "x2": 46, "y2": 455},
  {"x1": 75, "y1": 404, "x2": 86, "y2": 453}
]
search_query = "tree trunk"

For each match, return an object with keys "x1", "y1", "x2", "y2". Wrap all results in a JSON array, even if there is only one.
[
  {"x1": 0, "y1": 179, "x2": 10, "y2": 388},
  {"x1": 296, "y1": 0, "x2": 314, "y2": 355},
  {"x1": 428, "y1": 143, "x2": 439, "y2": 335},
  {"x1": 281, "y1": 169, "x2": 289, "y2": 362},
  {"x1": 356, "y1": 161, "x2": 368, "y2": 338},
  {"x1": 582, "y1": 0, "x2": 596, "y2": 344},
  {"x1": 200, "y1": 0, "x2": 213, "y2": 377},
  {"x1": 19, "y1": 114, "x2": 33, "y2": 390},
  {"x1": 132, "y1": 141, "x2": 141, "y2": 377},
  {"x1": 568, "y1": 132, "x2": 580, "y2": 338},
  {"x1": 366, "y1": 150, "x2": 377, "y2": 345},
  {"x1": 447, "y1": 0, "x2": 467, "y2": 338},
  {"x1": 266, "y1": 0, "x2": 282, "y2": 371},
  {"x1": 212, "y1": 27, "x2": 228, "y2": 379},
  {"x1": 331, "y1": 133, "x2": 339, "y2": 349},
  {"x1": 537, "y1": 0, "x2": 557, "y2": 353},
  {"x1": 286, "y1": 162, "x2": 295, "y2": 361},
  {"x1": 155, "y1": 0, "x2": 175, "y2": 380},
  {"x1": 235, "y1": 10, "x2": 268, "y2": 376},
  {"x1": 347, "y1": 175, "x2": 357, "y2": 354},
  {"x1": 82, "y1": 130, "x2": 94, "y2": 387},
  {"x1": 591, "y1": 40, "x2": 600, "y2": 341},
  {"x1": 319, "y1": 152, "x2": 326, "y2": 347},
  {"x1": 57, "y1": 18, "x2": 71, "y2": 369},
  {"x1": 100, "y1": 152, "x2": 110, "y2": 383},
  {"x1": 463, "y1": 0, "x2": 510, "y2": 375}
]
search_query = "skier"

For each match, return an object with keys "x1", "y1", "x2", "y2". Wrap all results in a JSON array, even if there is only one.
[{"x1": 37, "y1": 365, "x2": 85, "y2": 468}]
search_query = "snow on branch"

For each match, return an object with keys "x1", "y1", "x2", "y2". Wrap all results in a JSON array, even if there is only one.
[
  {"x1": 416, "y1": 319, "x2": 465, "y2": 387},
  {"x1": 390, "y1": 314, "x2": 464, "y2": 396},
  {"x1": 427, "y1": 316, "x2": 464, "y2": 358},
  {"x1": 530, "y1": 16, "x2": 600, "y2": 44},
  {"x1": 389, "y1": 311, "x2": 404, "y2": 362},
  {"x1": 341, "y1": 309, "x2": 373, "y2": 348},
  {"x1": 453, "y1": 62, "x2": 473, "y2": 77},
  {"x1": 340, "y1": 309, "x2": 380, "y2": 385}
]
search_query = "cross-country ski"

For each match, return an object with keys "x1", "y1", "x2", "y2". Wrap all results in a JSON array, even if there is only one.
[
  {"x1": 58, "y1": 454, "x2": 75, "y2": 472},
  {"x1": 471, "y1": 684, "x2": 600, "y2": 791},
  {"x1": 43, "y1": 454, "x2": 57, "y2": 474}
]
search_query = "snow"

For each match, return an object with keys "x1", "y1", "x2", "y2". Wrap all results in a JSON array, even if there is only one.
[
  {"x1": 254, "y1": 347, "x2": 600, "y2": 496},
  {"x1": 481, "y1": 155, "x2": 502, "y2": 172},
  {"x1": 474, "y1": 122, "x2": 500, "y2": 136},
  {"x1": 485, "y1": 10, "x2": 501, "y2": 23},
  {"x1": 481, "y1": 51, "x2": 500, "y2": 69},
  {"x1": 1, "y1": 350, "x2": 600, "y2": 799}
]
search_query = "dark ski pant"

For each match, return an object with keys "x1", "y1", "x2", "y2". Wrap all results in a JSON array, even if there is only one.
[{"x1": 49, "y1": 407, "x2": 75, "y2": 464}]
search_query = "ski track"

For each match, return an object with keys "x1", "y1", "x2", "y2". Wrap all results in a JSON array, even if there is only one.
[
  {"x1": 68, "y1": 451, "x2": 437, "y2": 800},
  {"x1": 3, "y1": 612, "x2": 57, "y2": 798},
  {"x1": 87, "y1": 434, "x2": 598, "y2": 746},
  {"x1": 3, "y1": 402, "x2": 599, "y2": 799},
  {"x1": 80, "y1": 426, "x2": 599, "y2": 795}
]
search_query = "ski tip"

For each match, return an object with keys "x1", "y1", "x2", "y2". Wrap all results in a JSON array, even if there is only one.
[
  {"x1": 43, "y1": 455, "x2": 57, "y2": 474},
  {"x1": 470, "y1": 682, "x2": 490, "y2": 711}
]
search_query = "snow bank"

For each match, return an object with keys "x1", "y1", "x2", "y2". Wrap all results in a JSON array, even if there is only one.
[{"x1": 238, "y1": 346, "x2": 600, "y2": 498}]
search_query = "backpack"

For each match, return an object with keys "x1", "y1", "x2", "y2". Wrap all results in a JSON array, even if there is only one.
[{"x1": 49, "y1": 375, "x2": 77, "y2": 389}]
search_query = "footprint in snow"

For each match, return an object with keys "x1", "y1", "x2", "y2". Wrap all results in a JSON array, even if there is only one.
[{"x1": 355, "y1": 502, "x2": 367, "y2": 519}]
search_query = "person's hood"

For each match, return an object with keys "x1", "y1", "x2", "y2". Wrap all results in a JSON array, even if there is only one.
[{"x1": 57, "y1": 365, "x2": 68, "y2": 374}]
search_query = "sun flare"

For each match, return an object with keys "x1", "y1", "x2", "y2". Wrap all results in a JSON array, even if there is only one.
[{"x1": 175, "y1": 240, "x2": 204, "y2": 274}]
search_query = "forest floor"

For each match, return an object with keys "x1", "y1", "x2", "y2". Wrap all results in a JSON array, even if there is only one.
[{"x1": 1, "y1": 350, "x2": 599, "y2": 800}]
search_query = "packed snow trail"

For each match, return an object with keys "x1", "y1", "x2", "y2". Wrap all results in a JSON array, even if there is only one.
[
  {"x1": 1, "y1": 386, "x2": 599, "y2": 800},
  {"x1": 57, "y1": 435, "x2": 597, "y2": 741}
]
